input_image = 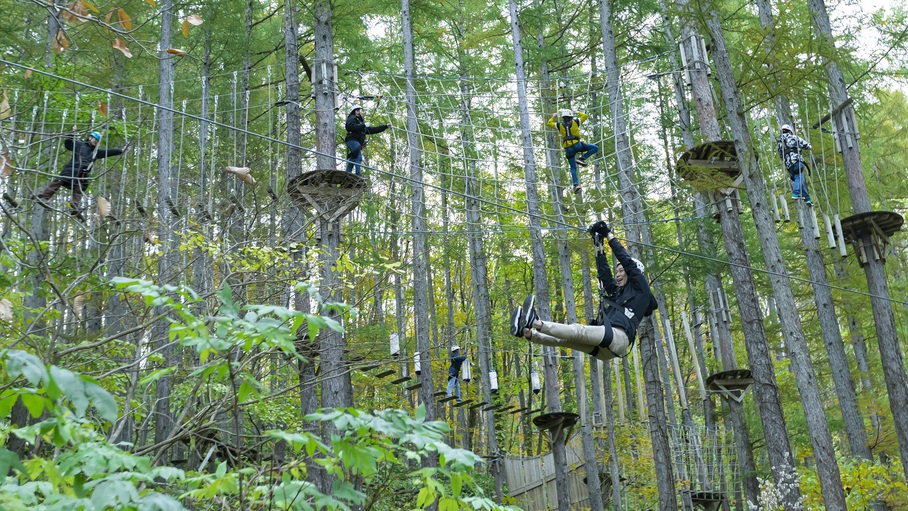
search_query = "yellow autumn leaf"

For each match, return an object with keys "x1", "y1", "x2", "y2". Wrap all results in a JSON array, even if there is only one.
[
  {"x1": 104, "y1": 8, "x2": 114, "y2": 25},
  {"x1": 81, "y1": 0, "x2": 99, "y2": 14},
  {"x1": 98, "y1": 101, "x2": 108, "y2": 116},
  {"x1": 165, "y1": 48, "x2": 188, "y2": 57},
  {"x1": 113, "y1": 38, "x2": 133, "y2": 58},
  {"x1": 117, "y1": 8, "x2": 133, "y2": 30},
  {"x1": 182, "y1": 19, "x2": 189, "y2": 38},
  {"x1": 146, "y1": 0, "x2": 156, "y2": 6}
]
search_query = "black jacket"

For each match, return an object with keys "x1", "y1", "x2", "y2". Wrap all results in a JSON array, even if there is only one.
[
  {"x1": 595, "y1": 237, "x2": 658, "y2": 344},
  {"x1": 59, "y1": 137, "x2": 123, "y2": 188},
  {"x1": 344, "y1": 113, "x2": 388, "y2": 145},
  {"x1": 448, "y1": 355, "x2": 467, "y2": 378}
]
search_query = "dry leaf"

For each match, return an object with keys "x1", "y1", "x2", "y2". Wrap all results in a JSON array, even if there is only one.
[
  {"x1": 223, "y1": 166, "x2": 256, "y2": 186},
  {"x1": 82, "y1": 0, "x2": 99, "y2": 13},
  {"x1": 113, "y1": 38, "x2": 132, "y2": 58},
  {"x1": 104, "y1": 8, "x2": 114, "y2": 26},
  {"x1": 165, "y1": 48, "x2": 188, "y2": 57},
  {"x1": 53, "y1": 31, "x2": 70, "y2": 54},
  {"x1": 73, "y1": 292, "x2": 85, "y2": 319},
  {"x1": 24, "y1": 68, "x2": 32, "y2": 78},
  {"x1": 186, "y1": 14, "x2": 203, "y2": 25},
  {"x1": 146, "y1": 0, "x2": 156, "y2": 7},
  {"x1": 1, "y1": 151, "x2": 15, "y2": 177},
  {"x1": 0, "y1": 90, "x2": 10, "y2": 119},
  {"x1": 143, "y1": 230, "x2": 157, "y2": 244},
  {"x1": 97, "y1": 196, "x2": 111, "y2": 218},
  {"x1": 0, "y1": 299, "x2": 12, "y2": 322},
  {"x1": 181, "y1": 19, "x2": 190, "y2": 38},
  {"x1": 117, "y1": 8, "x2": 133, "y2": 30},
  {"x1": 62, "y1": 1, "x2": 90, "y2": 23},
  {"x1": 98, "y1": 101, "x2": 108, "y2": 117}
]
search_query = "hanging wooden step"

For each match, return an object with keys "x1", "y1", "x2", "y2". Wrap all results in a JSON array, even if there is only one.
[
  {"x1": 510, "y1": 407, "x2": 529, "y2": 415},
  {"x1": 390, "y1": 376, "x2": 411, "y2": 384},
  {"x1": 522, "y1": 407, "x2": 544, "y2": 417},
  {"x1": 453, "y1": 399, "x2": 473, "y2": 408},
  {"x1": 374, "y1": 369, "x2": 396, "y2": 379},
  {"x1": 359, "y1": 363, "x2": 381, "y2": 372},
  {"x1": 432, "y1": 391, "x2": 446, "y2": 397},
  {"x1": 437, "y1": 395, "x2": 458, "y2": 404},
  {"x1": 405, "y1": 382, "x2": 422, "y2": 391},
  {"x1": 469, "y1": 401, "x2": 488, "y2": 410}
]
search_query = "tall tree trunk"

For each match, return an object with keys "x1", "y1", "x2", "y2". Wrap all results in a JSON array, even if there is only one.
[
  {"x1": 402, "y1": 0, "x2": 437, "y2": 430},
  {"x1": 808, "y1": 0, "x2": 908, "y2": 482},
  {"x1": 598, "y1": 0, "x2": 676, "y2": 508},
  {"x1": 705, "y1": 10, "x2": 848, "y2": 509},
  {"x1": 506, "y1": 1, "x2": 568, "y2": 507},
  {"x1": 153, "y1": 0, "x2": 178, "y2": 455},
  {"x1": 313, "y1": 0, "x2": 336, "y2": 171},
  {"x1": 674, "y1": 0, "x2": 803, "y2": 507}
]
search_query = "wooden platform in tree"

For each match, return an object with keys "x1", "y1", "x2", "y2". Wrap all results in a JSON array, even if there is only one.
[
  {"x1": 706, "y1": 369, "x2": 753, "y2": 402},
  {"x1": 532, "y1": 412, "x2": 579, "y2": 431},
  {"x1": 287, "y1": 169, "x2": 367, "y2": 221},
  {"x1": 839, "y1": 211, "x2": 903, "y2": 242},
  {"x1": 676, "y1": 141, "x2": 743, "y2": 192},
  {"x1": 682, "y1": 489, "x2": 725, "y2": 511}
]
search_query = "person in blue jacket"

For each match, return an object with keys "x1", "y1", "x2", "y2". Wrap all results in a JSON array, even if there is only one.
[
  {"x1": 36, "y1": 129, "x2": 126, "y2": 213},
  {"x1": 446, "y1": 345, "x2": 468, "y2": 403},
  {"x1": 510, "y1": 220, "x2": 656, "y2": 361},
  {"x1": 344, "y1": 105, "x2": 389, "y2": 175}
]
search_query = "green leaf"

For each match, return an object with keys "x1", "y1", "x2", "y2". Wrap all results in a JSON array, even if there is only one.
[
  {"x1": 0, "y1": 447, "x2": 27, "y2": 480},
  {"x1": 91, "y1": 480, "x2": 139, "y2": 509},
  {"x1": 83, "y1": 379, "x2": 118, "y2": 423},
  {"x1": 236, "y1": 378, "x2": 259, "y2": 403},
  {"x1": 3, "y1": 351, "x2": 47, "y2": 385},
  {"x1": 138, "y1": 366, "x2": 177, "y2": 387},
  {"x1": 19, "y1": 393, "x2": 45, "y2": 418},
  {"x1": 50, "y1": 366, "x2": 89, "y2": 417},
  {"x1": 0, "y1": 390, "x2": 18, "y2": 418}
]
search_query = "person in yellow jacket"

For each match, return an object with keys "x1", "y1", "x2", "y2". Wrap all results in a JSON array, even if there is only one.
[{"x1": 547, "y1": 109, "x2": 599, "y2": 193}]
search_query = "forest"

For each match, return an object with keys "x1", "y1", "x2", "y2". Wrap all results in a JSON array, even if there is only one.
[{"x1": 1, "y1": 0, "x2": 908, "y2": 509}]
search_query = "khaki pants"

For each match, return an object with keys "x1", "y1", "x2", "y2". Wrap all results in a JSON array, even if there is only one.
[{"x1": 530, "y1": 321, "x2": 629, "y2": 361}]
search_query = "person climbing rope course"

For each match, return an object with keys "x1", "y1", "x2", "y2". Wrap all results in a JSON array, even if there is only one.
[{"x1": 547, "y1": 109, "x2": 599, "y2": 194}]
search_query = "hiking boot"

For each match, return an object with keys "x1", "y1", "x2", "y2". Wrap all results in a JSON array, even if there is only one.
[
  {"x1": 522, "y1": 294, "x2": 537, "y2": 330},
  {"x1": 510, "y1": 305, "x2": 524, "y2": 337},
  {"x1": 576, "y1": 158, "x2": 588, "y2": 167}
]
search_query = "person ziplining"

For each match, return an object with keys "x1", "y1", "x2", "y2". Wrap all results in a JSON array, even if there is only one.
[
  {"x1": 343, "y1": 105, "x2": 389, "y2": 176},
  {"x1": 777, "y1": 123, "x2": 813, "y2": 205},
  {"x1": 510, "y1": 219, "x2": 657, "y2": 361},
  {"x1": 547, "y1": 109, "x2": 599, "y2": 194},
  {"x1": 34, "y1": 127, "x2": 128, "y2": 219}
]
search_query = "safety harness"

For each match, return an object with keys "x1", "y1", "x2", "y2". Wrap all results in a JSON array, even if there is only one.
[{"x1": 588, "y1": 295, "x2": 635, "y2": 359}]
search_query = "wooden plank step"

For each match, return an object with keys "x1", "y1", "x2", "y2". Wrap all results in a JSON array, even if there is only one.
[
  {"x1": 433, "y1": 391, "x2": 446, "y2": 397},
  {"x1": 510, "y1": 407, "x2": 529, "y2": 414},
  {"x1": 437, "y1": 395, "x2": 458, "y2": 404},
  {"x1": 374, "y1": 369, "x2": 396, "y2": 378},
  {"x1": 390, "y1": 376, "x2": 411, "y2": 384},
  {"x1": 454, "y1": 399, "x2": 474, "y2": 408},
  {"x1": 469, "y1": 401, "x2": 488, "y2": 409},
  {"x1": 359, "y1": 363, "x2": 381, "y2": 372},
  {"x1": 406, "y1": 382, "x2": 423, "y2": 391}
]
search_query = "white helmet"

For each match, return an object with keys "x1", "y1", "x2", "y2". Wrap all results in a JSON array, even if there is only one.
[
  {"x1": 451, "y1": 345, "x2": 460, "y2": 352},
  {"x1": 619, "y1": 258, "x2": 646, "y2": 273},
  {"x1": 559, "y1": 109, "x2": 573, "y2": 118},
  {"x1": 781, "y1": 124, "x2": 792, "y2": 133},
  {"x1": 350, "y1": 104, "x2": 363, "y2": 114}
]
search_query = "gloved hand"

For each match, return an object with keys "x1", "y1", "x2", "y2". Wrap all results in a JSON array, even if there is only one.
[{"x1": 588, "y1": 220, "x2": 611, "y2": 238}]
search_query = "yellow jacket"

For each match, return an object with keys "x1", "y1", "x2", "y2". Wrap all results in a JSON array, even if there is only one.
[{"x1": 547, "y1": 112, "x2": 588, "y2": 148}]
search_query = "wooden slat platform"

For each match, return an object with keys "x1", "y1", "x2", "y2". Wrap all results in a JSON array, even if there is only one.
[
  {"x1": 390, "y1": 376, "x2": 411, "y2": 384},
  {"x1": 374, "y1": 369, "x2": 396, "y2": 378}
]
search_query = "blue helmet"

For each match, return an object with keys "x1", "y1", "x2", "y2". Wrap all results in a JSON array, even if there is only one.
[{"x1": 90, "y1": 131, "x2": 102, "y2": 141}]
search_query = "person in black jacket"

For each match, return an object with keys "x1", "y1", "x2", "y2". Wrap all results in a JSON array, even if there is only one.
[
  {"x1": 36, "y1": 129, "x2": 126, "y2": 213},
  {"x1": 510, "y1": 220, "x2": 657, "y2": 361},
  {"x1": 344, "y1": 105, "x2": 389, "y2": 175},
  {"x1": 446, "y1": 345, "x2": 468, "y2": 403}
]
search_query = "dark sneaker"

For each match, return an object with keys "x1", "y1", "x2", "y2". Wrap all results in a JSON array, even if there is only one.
[
  {"x1": 522, "y1": 294, "x2": 537, "y2": 330},
  {"x1": 573, "y1": 185, "x2": 582, "y2": 194},
  {"x1": 576, "y1": 158, "x2": 588, "y2": 167},
  {"x1": 805, "y1": 198, "x2": 813, "y2": 205},
  {"x1": 509, "y1": 305, "x2": 524, "y2": 337}
]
